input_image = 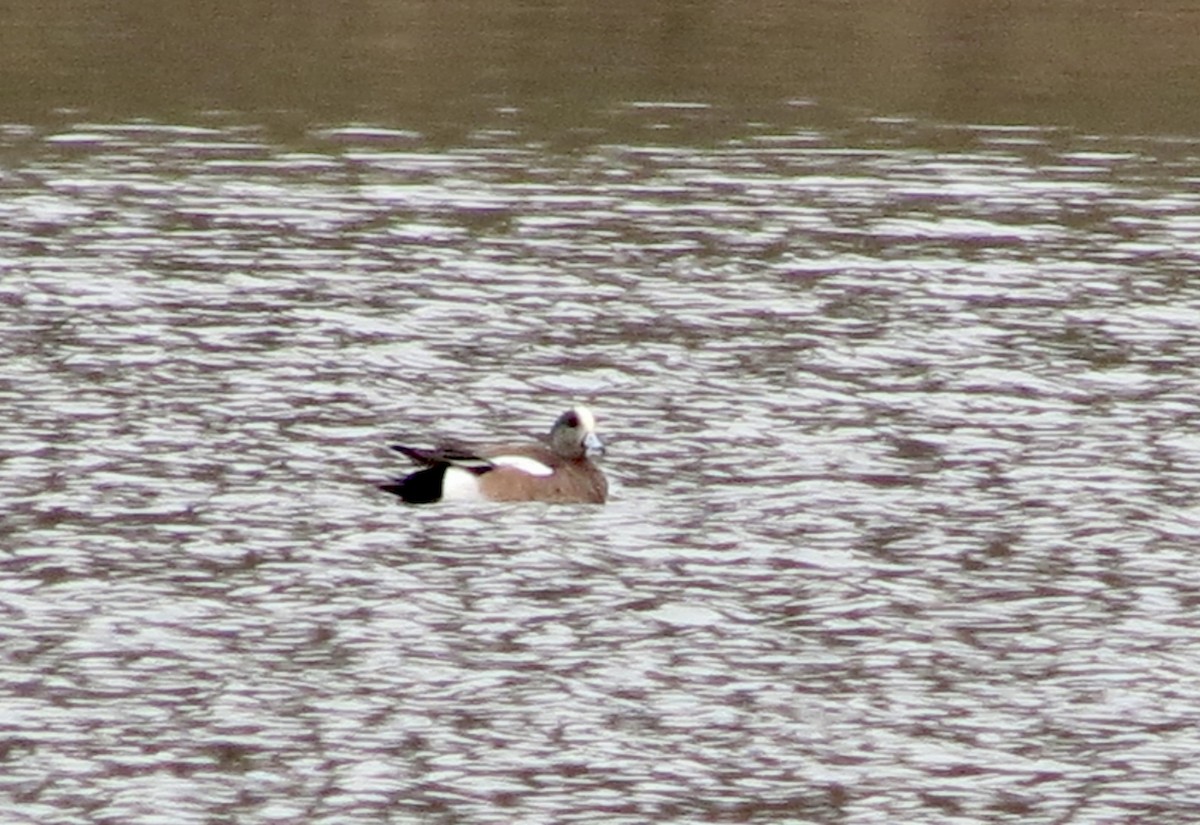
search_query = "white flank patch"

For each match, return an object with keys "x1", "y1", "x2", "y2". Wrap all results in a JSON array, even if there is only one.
[
  {"x1": 441, "y1": 467, "x2": 488, "y2": 501},
  {"x1": 491, "y1": 455, "x2": 554, "y2": 477}
]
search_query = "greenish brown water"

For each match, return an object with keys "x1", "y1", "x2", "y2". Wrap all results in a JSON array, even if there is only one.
[{"x1": 4, "y1": 0, "x2": 1200, "y2": 134}]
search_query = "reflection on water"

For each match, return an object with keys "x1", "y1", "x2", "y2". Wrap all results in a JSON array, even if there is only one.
[{"x1": 3, "y1": 112, "x2": 1200, "y2": 823}]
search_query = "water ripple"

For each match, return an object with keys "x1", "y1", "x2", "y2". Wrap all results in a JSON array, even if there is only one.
[{"x1": 3, "y1": 118, "x2": 1200, "y2": 823}]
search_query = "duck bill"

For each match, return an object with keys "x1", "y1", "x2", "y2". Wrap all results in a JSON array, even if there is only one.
[{"x1": 584, "y1": 432, "x2": 606, "y2": 458}]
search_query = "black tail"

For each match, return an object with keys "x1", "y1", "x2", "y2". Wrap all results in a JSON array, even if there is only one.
[{"x1": 379, "y1": 466, "x2": 446, "y2": 504}]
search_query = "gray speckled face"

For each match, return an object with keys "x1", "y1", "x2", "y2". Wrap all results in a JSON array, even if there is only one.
[{"x1": 551, "y1": 405, "x2": 603, "y2": 458}]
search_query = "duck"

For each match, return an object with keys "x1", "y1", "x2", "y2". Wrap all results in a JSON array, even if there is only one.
[{"x1": 380, "y1": 405, "x2": 607, "y2": 504}]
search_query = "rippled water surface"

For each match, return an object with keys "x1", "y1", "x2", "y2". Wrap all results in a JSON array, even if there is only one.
[{"x1": 3, "y1": 111, "x2": 1200, "y2": 824}]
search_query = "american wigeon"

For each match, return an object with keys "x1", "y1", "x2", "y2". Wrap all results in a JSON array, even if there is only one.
[{"x1": 380, "y1": 405, "x2": 608, "y2": 504}]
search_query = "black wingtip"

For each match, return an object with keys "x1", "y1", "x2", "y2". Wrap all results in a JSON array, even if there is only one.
[{"x1": 390, "y1": 444, "x2": 437, "y2": 465}]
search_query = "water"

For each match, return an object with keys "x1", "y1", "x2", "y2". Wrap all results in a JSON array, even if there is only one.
[
  {"x1": 4, "y1": 115, "x2": 1199, "y2": 825},
  {"x1": 4, "y1": 3, "x2": 1200, "y2": 824}
]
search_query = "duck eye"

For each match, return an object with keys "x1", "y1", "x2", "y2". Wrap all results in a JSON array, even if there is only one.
[{"x1": 564, "y1": 413, "x2": 579, "y2": 428}]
